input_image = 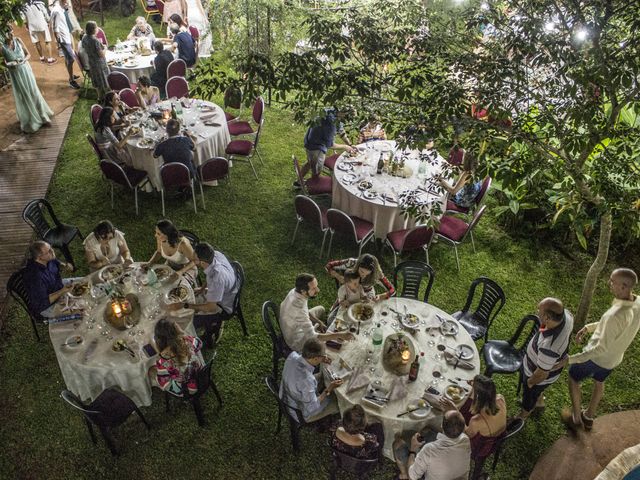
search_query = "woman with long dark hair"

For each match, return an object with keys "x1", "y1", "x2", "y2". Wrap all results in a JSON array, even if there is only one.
[
  {"x1": 146, "y1": 219, "x2": 198, "y2": 285},
  {"x1": 154, "y1": 318, "x2": 203, "y2": 396},
  {"x1": 325, "y1": 253, "x2": 395, "y2": 301},
  {"x1": 94, "y1": 106, "x2": 135, "y2": 164},
  {"x1": 439, "y1": 150, "x2": 482, "y2": 209},
  {"x1": 83, "y1": 220, "x2": 133, "y2": 271}
]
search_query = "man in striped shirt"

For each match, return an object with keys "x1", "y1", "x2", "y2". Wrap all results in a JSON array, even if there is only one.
[{"x1": 518, "y1": 297, "x2": 574, "y2": 420}]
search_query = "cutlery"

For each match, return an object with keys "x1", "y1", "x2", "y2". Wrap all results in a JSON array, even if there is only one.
[
  {"x1": 364, "y1": 395, "x2": 389, "y2": 403},
  {"x1": 61, "y1": 339, "x2": 82, "y2": 347},
  {"x1": 397, "y1": 407, "x2": 424, "y2": 417}
]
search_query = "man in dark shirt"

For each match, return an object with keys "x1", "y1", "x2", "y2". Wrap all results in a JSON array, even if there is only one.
[
  {"x1": 153, "y1": 118, "x2": 198, "y2": 181},
  {"x1": 171, "y1": 26, "x2": 196, "y2": 68},
  {"x1": 23, "y1": 241, "x2": 73, "y2": 316},
  {"x1": 151, "y1": 41, "x2": 174, "y2": 95}
]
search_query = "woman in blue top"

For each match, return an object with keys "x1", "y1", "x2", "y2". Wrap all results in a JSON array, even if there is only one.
[{"x1": 439, "y1": 150, "x2": 481, "y2": 209}]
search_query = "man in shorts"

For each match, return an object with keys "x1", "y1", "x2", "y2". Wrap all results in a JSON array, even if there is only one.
[
  {"x1": 297, "y1": 106, "x2": 357, "y2": 185},
  {"x1": 23, "y1": 0, "x2": 57, "y2": 64},
  {"x1": 50, "y1": 0, "x2": 79, "y2": 89},
  {"x1": 562, "y1": 268, "x2": 640, "y2": 432}
]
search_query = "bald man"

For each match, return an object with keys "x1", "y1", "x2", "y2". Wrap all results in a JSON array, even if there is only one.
[
  {"x1": 563, "y1": 268, "x2": 640, "y2": 432},
  {"x1": 518, "y1": 297, "x2": 574, "y2": 419}
]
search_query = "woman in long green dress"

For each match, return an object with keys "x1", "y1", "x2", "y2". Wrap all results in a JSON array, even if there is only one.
[{"x1": 1, "y1": 27, "x2": 53, "y2": 133}]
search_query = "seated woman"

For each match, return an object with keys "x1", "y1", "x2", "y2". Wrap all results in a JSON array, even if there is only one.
[
  {"x1": 135, "y1": 76, "x2": 160, "y2": 109},
  {"x1": 83, "y1": 220, "x2": 133, "y2": 271},
  {"x1": 102, "y1": 91, "x2": 132, "y2": 136},
  {"x1": 127, "y1": 16, "x2": 155, "y2": 42},
  {"x1": 357, "y1": 115, "x2": 387, "y2": 144},
  {"x1": 331, "y1": 404, "x2": 384, "y2": 460},
  {"x1": 326, "y1": 254, "x2": 395, "y2": 302},
  {"x1": 154, "y1": 318, "x2": 203, "y2": 397},
  {"x1": 146, "y1": 219, "x2": 198, "y2": 286},
  {"x1": 94, "y1": 107, "x2": 136, "y2": 164},
  {"x1": 439, "y1": 374, "x2": 506, "y2": 466},
  {"x1": 438, "y1": 150, "x2": 482, "y2": 209}
]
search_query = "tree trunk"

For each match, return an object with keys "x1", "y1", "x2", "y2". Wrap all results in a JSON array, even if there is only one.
[{"x1": 574, "y1": 211, "x2": 612, "y2": 330}]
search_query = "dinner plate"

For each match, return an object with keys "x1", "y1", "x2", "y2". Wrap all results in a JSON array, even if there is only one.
[
  {"x1": 439, "y1": 319, "x2": 459, "y2": 336},
  {"x1": 362, "y1": 190, "x2": 378, "y2": 200},
  {"x1": 376, "y1": 141, "x2": 393, "y2": 152},
  {"x1": 401, "y1": 313, "x2": 420, "y2": 329},
  {"x1": 137, "y1": 138, "x2": 155, "y2": 148},
  {"x1": 342, "y1": 173, "x2": 358, "y2": 185},
  {"x1": 336, "y1": 162, "x2": 353, "y2": 172},
  {"x1": 165, "y1": 285, "x2": 190, "y2": 303},
  {"x1": 357, "y1": 180, "x2": 373, "y2": 191},
  {"x1": 69, "y1": 283, "x2": 89, "y2": 298},
  {"x1": 455, "y1": 344, "x2": 474, "y2": 361},
  {"x1": 64, "y1": 335, "x2": 84, "y2": 349},
  {"x1": 98, "y1": 264, "x2": 124, "y2": 282},
  {"x1": 125, "y1": 61, "x2": 139, "y2": 67},
  {"x1": 326, "y1": 356, "x2": 353, "y2": 381},
  {"x1": 444, "y1": 383, "x2": 465, "y2": 402},
  {"x1": 406, "y1": 399, "x2": 431, "y2": 419},
  {"x1": 362, "y1": 383, "x2": 390, "y2": 408}
]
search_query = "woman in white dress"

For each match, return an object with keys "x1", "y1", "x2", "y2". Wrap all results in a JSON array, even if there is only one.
[
  {"x1": 146, "y1": 219, "x2": 198, "y2": 286},
  {"x1": 184, "y1": 0, "x2": 212, "y2": 56},
  {"x1": 83, "y1": 220, "x2": 133, "y2": 271}
]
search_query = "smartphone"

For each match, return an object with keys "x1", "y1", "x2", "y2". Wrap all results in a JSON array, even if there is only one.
[
  {"x1": 142, "y1": 343, "x2": 158, "y2": 358},
  {"x1": 325, "y1": 340, "x2": 343, "y2": 351}
]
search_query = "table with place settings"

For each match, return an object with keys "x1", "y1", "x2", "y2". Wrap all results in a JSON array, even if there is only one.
[
  {"x1": 124, "y1": 99, "x2": 231, "y2": 189},
  {"x1": 47, "y1": 263, "x2": 201, "y2": 407},
  {"x1": 323, "y1": 297, "x2": 480, "y2": 460},
  {"x1": 105, "y1": 40, "x2": 168, "y2": 84},
  {"x1": 331, "y1": 140, "x2": 448, "y2": 238}
]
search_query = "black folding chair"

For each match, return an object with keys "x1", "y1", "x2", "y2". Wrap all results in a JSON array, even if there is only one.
[
  {"x1": 22, "y1": 198, "x2": 84, "y2": 268},
  {"x1": 264, "y1": 375, "x2": 309, "y2": 453},
  {"x1": 471, "y1": 417, "x2": 526, "y2": 479},
  {"x1": 179, "y1": 229, "x2": 200, "y2": 247},
  {"x1": 329, "y1": 444, "x2": 379, "y2": 480},
  {"x1": 60, "y1": 388, "x2": 150, "y2": 455},
  {"x1": 261, "y1": 300, "x2": 291, "y2": 382},
  {"x1": 228, "y1": 261, "x2": 249, "y2": 336},
  {"x1": 393, "y1": 260, "x2": 435, "y2": 303},
  {"x1": 452, "y1": 277, "x2": 505, "y2": 342},
  {"x1": 7, "y1": 268, "x2": 46, "y2": 341}
]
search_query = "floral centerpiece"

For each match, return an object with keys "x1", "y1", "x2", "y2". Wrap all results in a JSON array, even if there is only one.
[{"x1": 382, "y1": 332, "x2": 416, "y2": 375}]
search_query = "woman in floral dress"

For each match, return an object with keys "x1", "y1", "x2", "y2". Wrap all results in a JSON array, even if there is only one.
[
  {"x1": 81, "y1": 21, "x2": 110, "y2": 101},
  {"x1": 154, "y1": 319, "x2": 203, "y2": 396}
]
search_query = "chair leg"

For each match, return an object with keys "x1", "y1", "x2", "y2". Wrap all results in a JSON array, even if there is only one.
[
  {"x1": 272, "y1": 350, "x2": 279, "y2": 383},
  {"x1": 424, "y1": 245, "x2": 430, "y2": 265},
  {"x1": 454, "y1": 245, "x2": 460, "y2": 271},
  {"x1": 470, "y1": 230, "x2": 476, "y2": 253},
  {"x1": 291, "y1": 220, "x2": 301, "y2": 245},
  {"x1": 199, "y1": 181, "x2": 205, "y2": 209},
  {"x1": 135, "y1": 406, "x2": 151, "y2": 430},
  {"x1": 30, "y1": 316, "x2": 41, "y2": 341},
  {"x1": 249, "y1": 157, "x2": 258, "y2": 179},
  {"x1": 110, "y1": 183, "x2": 114, "y2": 210},
  {"x1": 276, "y1": 405, "x2": 283, "y2": 434},
  {"x1": 164, "y1": 391, "x2": 170, "y2": 412},
  {"x1": 256, "y1": 148, "x2": 265, "y2": 165},
  {"x1": 59, "y1": 244, "x2": 75, "y2": 269},
  {"x1": 99, "y1": 426, "x2": 119, "y2": 455},
  {"x1": 191, "y1": 397, "x2": 206, "y2": 427},
  {"x1": 290, "y1": 419, "x2": 301, "y2": 453},
  {"x1": 191, "y1": 181, "x2": 197, "y2": 213},
  {"x1": 357, "y1": 242, "x2": 363, "y2": 257},
  {"x1": 236, "y1": 304, "x2": 249, "y2": 336},
  {"x1": 161, "y1": 188, "x2": 165, "y2": 217},
  {"x1": 326, "y1": 231, "x2": 334, "y2": 258},
  {"x1": 85, "y1": 418, "x2": 97, "y2": 444},
  {"x1": 134, "y1": 187, "x2": 139, "y2": 216},
  {"x1": 393, "y1": 249, "x2": 397, "y2": 267},
  {"x1": 210, "y1": 380, "x2": 223, "y2": 406},
  {"x1": 319, "y1": 229, "x2": 328, "y2": 259}
]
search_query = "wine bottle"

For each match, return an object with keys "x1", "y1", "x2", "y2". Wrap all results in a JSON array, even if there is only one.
[
  {"x1": 170, "y1": 102, "x2": 177, "y2": 120},
  {"x1": 408, "y1": 354, "x2": 420, "y2": 382},
  {"x1": 377, "y1": 152, "x2": 384, "y2": 174}
]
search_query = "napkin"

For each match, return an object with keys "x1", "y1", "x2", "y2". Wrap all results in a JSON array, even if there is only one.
[
  {"x1": 346, "y1": 367, "x2": 370, "y2": 393},
  {"x1": 444, "y1": 351, "x2": 475, "y2": 370},
  {"x1": 170, "y1": 308, "x2": 195, "y2": 318},
  {"x1": 200, "y1": 113, "x2": 217, "y2": 121},
  {"x1": 388, "y1": 376, "x2": 408, "y2": 401}
]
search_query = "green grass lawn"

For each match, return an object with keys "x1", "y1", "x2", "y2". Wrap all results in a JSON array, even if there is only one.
[{"x1": 1, "y1": 7, "x2": 639, "y2": 479}]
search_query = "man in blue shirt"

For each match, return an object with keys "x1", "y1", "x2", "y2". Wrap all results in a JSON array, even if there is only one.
[
  {"x1": 298, "y1": 106, "x2": 357, "y2": 183},
  {"x1": 23, "y1": 241, "x2": 73, "y2": 316},
  {"x1": 171, "y1": 26, "x2": 196, "y2": 67},
  {"x1": 154, "y1": 118, "x2": 198, "y2": 181}
]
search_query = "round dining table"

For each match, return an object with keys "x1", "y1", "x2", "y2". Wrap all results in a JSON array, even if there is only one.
[
  {"x1": 105, "y1": 40, "x2": 164, "y2": 84},
  {"x1": 48, "y1": 264, "x2": 201, "y2": 407},
  {"x1": 123, "y1": 99, "x2": 231, "y2": 189},
  {"x1": 331, "y1": 140, "x2": 448, "y2": 238},
  {"x1": 324, "y1": 297, "x2": 480, "y2": 460}
]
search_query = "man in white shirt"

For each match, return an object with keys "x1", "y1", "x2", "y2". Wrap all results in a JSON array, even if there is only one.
[
  {"x1": 279, "y1": 338, "x2": 342, "y2": 422},
  {"x1": 395, "y1": 411, "x2": 471, "y2": 480},
  {"x1": 49, "y1": 0, "x2": 79, "y2": 88},
  {"x1": 168, "y1": 242, "x2": 238, "y2": 348},
  {"x1": 563, "y1": 268, "x2": 640, "y2": 432},
  {"x1": 279, "y1": 273, "x2": 353, "y2": 352},
  {"x1": 23, "y1": 0, "x2": 57, "y2": 64}
]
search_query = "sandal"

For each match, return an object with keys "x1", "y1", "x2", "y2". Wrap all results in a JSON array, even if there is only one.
[{"x1": 581, "y1": 411, "x2": 594, "y2": 431}]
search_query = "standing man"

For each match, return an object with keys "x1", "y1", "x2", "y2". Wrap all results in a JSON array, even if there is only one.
[
  {"x1": 23, "y1": 0, "x2": 57, "y2": 64},
  {"x1": 279, "y1": 273, "x2": 353, "y2": 352},
  {"x1": 298, "y1": 106, "x2": 357, "y2": 185},
  {"x1": 563, "y1": 268, "x2": 640, "y2": 431},
  {"x1": 518, "y1": 297, "x2": 574, "y2": 420},
  {"x1": 170, "y1": 25, "x2": 196, "y2": 68},
  {"x1": 50, "y1": 0, "x2": 79, "y2": 89},
  {"x1": 150, "y1": 40, "x2": 174, "y2": 95}
]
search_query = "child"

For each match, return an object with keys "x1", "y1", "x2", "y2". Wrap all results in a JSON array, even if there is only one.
[{"x1": 337, "y1": 269, "x2": 367, "y2": 308}]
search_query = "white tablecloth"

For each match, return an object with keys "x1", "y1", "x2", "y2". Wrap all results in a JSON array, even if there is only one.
[
  {"x1": 324, "y1": 297, "x2": 480, "y2": 460},
  {"x1": 49, "y1": 265, "x2": 200, "y2": 407},
  {"x1": 124, "y1": 99, "x2": 231, "y2": 189},
  {"x1": 332, "y1": 140, "x2": 447, "y2": 238},
  {"x1": 105, "y1": 41, "x2": 167, "y2": 84}
]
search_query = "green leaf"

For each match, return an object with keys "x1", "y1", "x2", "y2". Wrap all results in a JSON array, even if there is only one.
[
  {"x1": 509, "y1": 200, "x2": 520, "y2": 215},
  {"x1": 575, "y1": 226, "x2": 588, "y2": 250}
]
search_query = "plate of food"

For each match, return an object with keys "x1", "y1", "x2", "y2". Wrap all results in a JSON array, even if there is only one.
[
  {"x1": 444, "y1": 384, "x2": 465, "y2": 402},
  {"x1": 347, "y1": 302, "x2": 375, "y2": 323},
  {"x1": 62, "y1": 335, "x2": 84, "y2": 349},
  {"x1": 405, "y1": 398, "x2": 431, "y2": 420},
  {"x1": 362, "y1": 383, "x2": 390, "y2": 408},
  {"x1": 357, "y1": 180, "x2": 373, "y2": 191},
  {"x1": 99, "y1": 264, "x2": 124, "y2": 282},
  {"x1": 166, "y1": 285, "x2": 189, "y2": 303},
  {"x1": 455, "y1": 344, "x2": 474, "y2": 361},
  {"x1": 341, "y1": 173, "x2": 358, "y2": 185},
  {"x1": 151, "y1": 264, "x2": 175, "y2": 283},
  {"x1": 401, "y1": 313, "x2": 420, "y2": 329},
  {"x1": 70, "y1": 283, "x2": 89, "y2": 298},
  {"x1": 137, "y1": 137, "x2": 155, "y2": 148},
  {"x1": 336, "y1": 162, "x2": 353, "y2": 172},
  {"x1": 362, "y1": 190, "x2": 378, "y2": 200},
  {"x1": 125, "y1": 60, "x2": 139, "y2": 67},
  {"x1": 439, "y1": 319, "x2": 459, "y2": 336},
  {"x1": 332, "y1": 317, "x2": 351, "y2": 332}
]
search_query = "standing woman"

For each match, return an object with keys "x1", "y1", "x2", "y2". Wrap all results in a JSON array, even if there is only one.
[
  {"x1": 1, "y1": 26, "x2": 53, "y2": 133},
  {"x1": 163, "y1": 0, "x2": 188, "y2": 32},
  {"x1": 81, "y1": 21, "x2": 109, "y2": 101},
  {"x1": 325, "y1": 253, "x2": 395, "y2": 301}
]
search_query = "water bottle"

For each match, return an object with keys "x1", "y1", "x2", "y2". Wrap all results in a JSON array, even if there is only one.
[{"x1": 372, "y1": 323, "x2": 383, "y2": 360}]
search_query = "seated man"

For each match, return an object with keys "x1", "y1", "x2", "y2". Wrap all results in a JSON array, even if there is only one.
[
  {"x1": 151, "y1": 40, "x2": 174, "y2": 94},
  {"x1": 168, "y1": 242, "x2": 238, "y2": 347},
  {"x1": 153, "y1": 118, "x2": 198, "y2": 181},
  {"x1": 170, "y1": 25, "x2": 196, "y2": 68},
  {"x1": 279, "y1": 273, "x2": 353, "y2": 352},
  {"x1": 279, "y1": 338, "x2": 342, "y2": 422},
  {"x1": 23, "y1": 241, "x2": 74, "y2": 316},
  {"x1": 394, "y1": 411, "x2": 471, "y2": 480}
]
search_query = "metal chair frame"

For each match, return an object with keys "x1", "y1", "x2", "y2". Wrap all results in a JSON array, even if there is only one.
[
  {"x1": 291, "y1": 195, "x2": 328, "y2": 258},
  {"x1": 264, "y1": 375, "x2": 308, "y2": 453},
  {"x1": 159, "y1": 162, "x2": 201, "y2": 216},
  {"x1": 99, "y1": 160, "x2": 148, "y2": 216},
  {"x1": 326, "y1": 208, "x2": 374, "y2": 259},
  {"x1": 384, "y1": 225, "x2": 433, "y2": 267},
  {"x1": 434, "y1": 205, "x2": 486, "y2": 271}
]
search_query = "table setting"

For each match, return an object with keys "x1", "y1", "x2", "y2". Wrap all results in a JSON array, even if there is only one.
[
  {"x1": 122, "y1": 98, "x2": 231, "y2": 189},
  {"x1": 47, "y1": 262, "x2": 201, "y2": 406},
  {"x1": 323, "y1": 297, "x2": 480, "y2": 459},
  {"x1": 105, "y1": 39, "x2": 165, "y2": 84},
  {"x1": 331, "y1": 140, "x2": 448, "y2": 238}
]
